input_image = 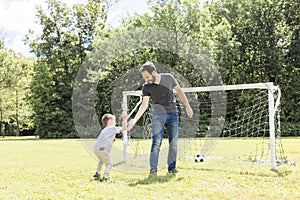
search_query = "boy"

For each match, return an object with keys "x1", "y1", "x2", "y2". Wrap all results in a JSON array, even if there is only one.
[{"x1": 93, "y1": 112, "x2": 127, "y2": 180}]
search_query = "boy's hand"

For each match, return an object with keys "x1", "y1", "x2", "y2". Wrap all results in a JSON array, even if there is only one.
[{"x1": 121, "y1": 112, "x2": 127, "y2": 120}]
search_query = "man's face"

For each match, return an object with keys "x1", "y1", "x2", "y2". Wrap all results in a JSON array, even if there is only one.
[{"x1": 141, "y1": 71, "x2": 155, "y2": 84}]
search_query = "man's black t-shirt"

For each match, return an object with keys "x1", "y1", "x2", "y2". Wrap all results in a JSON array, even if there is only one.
[{"x1": 142, "y1": 73, "x2": 178, "y2": 114}]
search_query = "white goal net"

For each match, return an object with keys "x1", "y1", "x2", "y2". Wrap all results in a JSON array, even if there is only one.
[{"x1": 122, "y1": 82, "x2": 290, "y2": 171}]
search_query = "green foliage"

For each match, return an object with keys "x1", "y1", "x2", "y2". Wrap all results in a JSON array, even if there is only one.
[
  {"x1": 27, "y1": 0, "x2": 107, "y2": 138},
  {"x1": 280, "y1": 122, "x2": 300, "y2": 136},
  {"x1": 0, "y1": 43, "x2": 34, "y2": 136},
  {"x1": 207, "y1": 0, "x2": 299, "y2": 131},
  {"x1": 112, "y1": 0, "x2": 299, "y2": 136},
  {"x1": 277, "y1": 0, "x2": 300, "y2": 125},
  {"x1": 11, "y1": 0, "x2": 299, "y2": 137}
]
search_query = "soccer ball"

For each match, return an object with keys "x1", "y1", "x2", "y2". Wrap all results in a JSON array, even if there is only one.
[{"x1": 194, "y1": 153, "x2": 205, "y2": 162}]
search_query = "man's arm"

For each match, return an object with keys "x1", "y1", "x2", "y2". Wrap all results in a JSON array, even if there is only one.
[
  {"x1": 127, "y1": 96, "x2": 150, "y2": 131},
  {"x1": 174, "y1": 85, "x2": 193, "y2": 118}
]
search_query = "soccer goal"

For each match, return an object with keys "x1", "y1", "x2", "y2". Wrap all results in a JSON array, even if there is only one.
[{"x1": 122, "y1": 82, "x2": 290, "y2": 170}]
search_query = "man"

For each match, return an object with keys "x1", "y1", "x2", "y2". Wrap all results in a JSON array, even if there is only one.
[{"x1": 128, "y1": 62, "x2": 193, "y2": 176}]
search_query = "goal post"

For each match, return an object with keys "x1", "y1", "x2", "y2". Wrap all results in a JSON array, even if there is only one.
[
  {"x1": 181, "y1": 82, "x2": 279, "y2": 169},
  {"x1": 122, "y1": 82, "x2": 283, "y2": 170},
  {"x1": 268, "y1": 83, "x2": 281, "y2": 170},
  {"x1": 122, "y1": 90, "x2": 142, "y2": 162}
]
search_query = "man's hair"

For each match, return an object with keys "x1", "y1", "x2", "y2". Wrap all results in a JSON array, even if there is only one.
[
  {"x1": 101, "y1": 114, "x2": 113, "y2": 127},
  {"x1": 140, "y1": 61, "x2": 156, "y2": 74}
]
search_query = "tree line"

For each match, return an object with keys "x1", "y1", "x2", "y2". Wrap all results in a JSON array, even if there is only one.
[{"x1": 0, "y1": 0, "x2": 299, "y2": 138}]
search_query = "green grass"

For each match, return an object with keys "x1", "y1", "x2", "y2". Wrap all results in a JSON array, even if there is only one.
[{"x1": 0, "y1": 136, "x2": 299, "y2": 199}]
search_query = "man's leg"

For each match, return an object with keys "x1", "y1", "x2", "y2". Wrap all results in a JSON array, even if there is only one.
[
  {"x1": 166, "y1": 112, "x2": 179, "y2": 172},
  {"x1": 150, "y1": 114, "x2": 166, "y2": 173}
]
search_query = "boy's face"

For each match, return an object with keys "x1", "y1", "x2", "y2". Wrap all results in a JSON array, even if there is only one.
[{"x1": 109, "y1": 115, "x2": 116, "y2": 126}]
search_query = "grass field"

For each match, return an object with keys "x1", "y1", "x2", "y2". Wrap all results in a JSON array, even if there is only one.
[{"x1": 0, "y1": 136, "x2": 299, "y2": 199}]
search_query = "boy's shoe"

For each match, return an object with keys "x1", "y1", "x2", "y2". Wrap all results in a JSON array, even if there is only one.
[
  {"x1": 149, "y1": 169, "x2": 157, "y2": 176},
  {"x1": 168, "y1": 169, "x2": 179, "y2": 174},
  {"x1": 103, "y1": 174, "x2": 109, "y2": 181},
  {"x1": 93, "y1": 172, "x2": 100, "y2": 178}
]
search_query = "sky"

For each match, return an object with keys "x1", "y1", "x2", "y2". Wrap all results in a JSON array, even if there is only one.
[{"x1": 0, "y1": 0, "x2": 149, "y2": 56}]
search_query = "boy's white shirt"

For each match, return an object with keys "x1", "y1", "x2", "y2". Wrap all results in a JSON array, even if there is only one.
[{"x1": 94, "y1": 126, "x2": 122, "y2": 152}]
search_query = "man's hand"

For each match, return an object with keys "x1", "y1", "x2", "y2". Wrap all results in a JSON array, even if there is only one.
[
  {"x1": 120, "y1": 112, "x2": 128, "y2": 133},
  {"x1": 127, "y1": 119, "x2": 136, "y2": 131},
  {"x1": 186, "y1": 106, "x2": 193, "y2": 118}
]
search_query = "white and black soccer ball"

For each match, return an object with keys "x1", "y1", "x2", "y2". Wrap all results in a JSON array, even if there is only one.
[{"x1": 194, "y1": 153, "x2": 205, "y2": 162}]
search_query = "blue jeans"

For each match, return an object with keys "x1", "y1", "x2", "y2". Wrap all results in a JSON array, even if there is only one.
[{"x1": 150, "y1": 112, "x2": 179, "y2": 172}]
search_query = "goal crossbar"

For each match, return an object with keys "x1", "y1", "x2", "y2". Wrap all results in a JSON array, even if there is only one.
[{"x1": 123, "y1": 82, "x2": 278, "y2": 95}]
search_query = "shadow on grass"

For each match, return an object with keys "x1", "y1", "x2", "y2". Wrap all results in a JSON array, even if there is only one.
[
  {"x1": 185, "y1": 165, "x2": 293, "y2": 178},
  {"x1": 0, "y1": 136, "x2": 39, "y2": 141},
  {"x1": 0, "y1": 136, "x2": 84, "y2": 142},
  {"x1": 128, "y1": 173, "x2": 178, "y2": 186},
  {"x1": 271, "y1": 168, "x2": 293, "y2": 177}
]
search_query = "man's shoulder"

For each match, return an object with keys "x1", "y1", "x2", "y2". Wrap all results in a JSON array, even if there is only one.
[
  {"x1": 161, "y1": 73, "x2": 173, "y2": 77},
  {"x1": 161, "y1": 73, "x2": 175, "y2": 80}
]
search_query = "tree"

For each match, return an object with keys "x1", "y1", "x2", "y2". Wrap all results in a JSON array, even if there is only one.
[
  {"x1": 120, "y1": 0, "x2": 222, "y2": 86},
  {"x1": 0, "y1": 42, "x2": 33, "y2": 136},
  {"x1": 91, "y1": 0, "x2": 300, "y2": 136},
  {"x1": 26, "y1": 0, "x2": 109, "y2": 138},
  {"x1": 86, "y1": 0, "x2": 226, "y2": 137},
  {"x1": 277, "y1": 0, "x2": 300, "y2": 134}
]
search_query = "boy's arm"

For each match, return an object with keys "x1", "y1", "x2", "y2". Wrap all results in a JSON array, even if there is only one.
[{"x1": 174, "y1": 84, "x2": 193, "y2": 118}]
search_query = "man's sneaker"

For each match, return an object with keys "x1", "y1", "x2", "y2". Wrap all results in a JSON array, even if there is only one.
[
  {"x1": 93, "y1": 172, "x2": 100, "y2": 178},
  {"x1": 168, "y1": 169, "x2": 179, "y2": 174},
  {"x1": 149, "y1": 169, "x2": 157, "y2": 176}
]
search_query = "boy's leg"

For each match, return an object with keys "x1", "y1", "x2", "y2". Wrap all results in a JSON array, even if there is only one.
[
  {"x1": 96, "y1": 160, "x2": 104, "y2": 173},
  {"x1": 94, "y1": 147, "x2": 104, "y2": 177},
  {"x1": 102, "y1": 151, "x2": 112, "y2": 179},
  {"x1": 93, "y1": 160, "x2": 103, "y2": 178}
]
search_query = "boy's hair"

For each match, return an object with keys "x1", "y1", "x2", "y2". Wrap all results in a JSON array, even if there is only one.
[
  {"x1": 140, "y1": 61, "x2": 156, "y2": 74},
  {"x1": 101, "y1": 114, "x2": 113, "y2": 127}
]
